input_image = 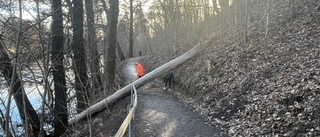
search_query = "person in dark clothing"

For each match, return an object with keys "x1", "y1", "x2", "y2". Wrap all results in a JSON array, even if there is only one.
[{"x1": 164, "y1": 72, "x2": 174, "y2": 90}]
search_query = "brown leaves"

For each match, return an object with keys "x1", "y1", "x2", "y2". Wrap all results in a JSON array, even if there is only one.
[{"x1": 166, "y1": 0, "x2": 320, "y2": 136}]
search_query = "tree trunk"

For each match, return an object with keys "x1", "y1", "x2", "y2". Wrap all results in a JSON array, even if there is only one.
[
  {"x1": 234, "y1": 0, "x2": 238, "y2": 28},
  {"x1": 117, "y1": 42, "x2": 126, "y2": 62},
  {"x1": 36, "y1": 0, "x2": 51, "y2": 135},
  {"x1": 1, "y1": 1, "x2": 44, "y2": 135},
  {"x1": 69, "y1": 35, "x2": 216, "y2": 125},
  {"x1": 73, "y1": 0, "x2": 89, "y2": 111},
  {"x1": 51, "y1": 0, "x2": 68, "y2": 136},
  {"x1": 129, "y1": 0, "x2": 134, "y2": 57},
  {"x1": 0, "y1": 110, "x2": 13, "y2": 137},
  {"x1": 85, "y1": 0, "x2": 103, "y2": 96},
  {"x1": 104, "y1": 0, "x2": 119, "y2": 94},
  {"x1": 264, "y1": 0, "x2": 270, "y2": 59},
  {"x1": 0, "y1": 39, "x2": 43, "y2": 137},
  {"x1": 137, "y1": 5, "x2": 154, "y2": 56},
  {"x1": 291, "y1": 0, "x2": 296, "y2": 19},
  {"x1": 244, "y1": 0, "x2": 248, "y2": 44}
]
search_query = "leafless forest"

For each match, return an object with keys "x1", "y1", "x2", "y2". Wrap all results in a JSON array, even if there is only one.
[{"x1": 1, "y1": 0, "x2": 319, "y2": 136}]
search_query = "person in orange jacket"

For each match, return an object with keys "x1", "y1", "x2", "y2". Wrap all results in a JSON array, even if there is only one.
[{"x1": 135, "y1": 62, "x2": 144, "y2": 79}]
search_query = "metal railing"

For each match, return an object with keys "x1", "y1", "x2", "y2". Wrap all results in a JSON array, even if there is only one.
[{"x1": 115, "y1": 85, "x2": 138, "y2": 137}]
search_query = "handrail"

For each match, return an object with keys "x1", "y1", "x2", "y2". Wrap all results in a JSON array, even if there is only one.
[{"x1": 115, "y1": 85, "x2": 138, "y2": 137}]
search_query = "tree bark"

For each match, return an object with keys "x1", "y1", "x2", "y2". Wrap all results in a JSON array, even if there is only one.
[
  {"x1": 291, "y1": 0, "x2": 296, "y2": 19},
  {"x1": 69, "y1": 35, "x2": 216, "y2": 125},
  {"x1": 72, "y1": 0, "x2": 89, "y2": 111},
  {"x1": 129, "y1": 0, "x2": 134, "y2": 57},
  {"x1": 117, "y1": 42, "x2": 126, "y2": 62},
  {"x1": 104, "y1": 0, "x2": 119, "y2": 94},
  {"x1": 51, "y1": 0, "x2": 68, "y2": 136},
  {"x1": 85, "y1": 0, "x2": 103, "y2": 96},
  {"x1": 244, "y1": 0, "x2": 248, "y2": 44},
  {"x1": 0, "y1": 110, "x2": 13, "y2": 137}
]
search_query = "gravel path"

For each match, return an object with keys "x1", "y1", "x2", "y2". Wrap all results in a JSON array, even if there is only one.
[
  {"x1": 133, "y1": 87, "x2": 220, "y2": 137},
  {"x1": 119, "y1": 58, "x2": 222, "y2": 137}
]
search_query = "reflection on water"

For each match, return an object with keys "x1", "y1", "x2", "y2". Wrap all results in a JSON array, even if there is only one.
[
  {"x1": 0, "y1": 83, "x2": 44, "y2": 136},
  {"x1": 0, "y1": 62, "x2": 76, "y2": 136}
]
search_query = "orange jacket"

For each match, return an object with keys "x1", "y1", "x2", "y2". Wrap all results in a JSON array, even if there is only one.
[{"x1": 135, "y1": 62, "x2": 144, "y2": 79}]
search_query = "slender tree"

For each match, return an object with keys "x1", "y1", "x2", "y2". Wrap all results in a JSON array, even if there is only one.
[
  {"x1": 35, "y1": 0, "x2": 52, "y2": 136},
  {"x1": 72, "y1": 0, "x2": 89, "y2": 111},
  {"x1": 291, "y1": 0, "x2": 296, "y2": 19},
  {"x1": 85, "y1": 0, "x2": 103, "y2": 96},
  {"x1": 244, "y1": 0, "x2": 248, "y2": 43},
  {"x1": 51, "y1": 0, "x2": 68, "y2": 136},
  {"x1": 105, "y1": 0, "x2": 119, "y2": 93},
  {"x1": 0, "y1": 1, "x2": 44, "y2": 135},
  {"x1": 0, "y1": 110, "x2": 13, "y2": 137},
  {"x1": 129, "y1": 0, "x2": 134, "y2": 57},
  {"x1": 117, "y1": 42, "x2": 126, "y2": 61},
  {"x1": 0, "y1": 37, "x2": 43, "y2": 137},
  {"x1": 136, "y1": 4, "x2": 154, "y2": 55}
]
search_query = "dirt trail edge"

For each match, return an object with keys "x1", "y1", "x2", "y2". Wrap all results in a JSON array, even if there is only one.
[{"x1": 119, "y1": 57, "x2": 225, "y2": 137}]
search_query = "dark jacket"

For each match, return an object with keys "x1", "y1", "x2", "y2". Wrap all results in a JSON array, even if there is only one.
[{"x1": 164, "y1": 72, "x2": 174, "y2": 82}]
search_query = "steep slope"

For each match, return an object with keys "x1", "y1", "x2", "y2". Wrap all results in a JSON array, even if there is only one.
[{"x1": 143, "y1": 0, "x2": 320, "y2": 136}]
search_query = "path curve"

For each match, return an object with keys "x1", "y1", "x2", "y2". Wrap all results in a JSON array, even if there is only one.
[{"x1": 119, "y1": 58, "x2": 222, "y2": 137}]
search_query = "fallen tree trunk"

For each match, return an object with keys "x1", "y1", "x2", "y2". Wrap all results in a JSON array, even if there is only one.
[{"x1": 68, "y1": 36, "x2": 215, "y2": 125}]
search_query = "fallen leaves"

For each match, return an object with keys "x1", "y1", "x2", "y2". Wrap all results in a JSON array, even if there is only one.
[{"x1": 168, "y1": 0, "x2": 320, "y2": 136}]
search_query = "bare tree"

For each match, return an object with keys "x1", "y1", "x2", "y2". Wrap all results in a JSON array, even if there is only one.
[
  {"x1": 136, "y1": 4, "x2": 154, "y2": 56},
  {"x1": 117, "y1": 41, "x2": 126, "y2": 61},
  {"x1": 0, "y1": 0, "x2": 45, "y2": 136},
  {"x1": 51, "y1": 0, "x2": 68, "y2": 136},
  {"x1": 129, "y1": 0, "x2": 134, "y2": 57},
  {"x1": 85, "y1": 0, "x2": 103, "y2": 95},
  {"x1": 104, "y1": 0, "x2": 119, "y2": 94},
  {"x1": 244, "y1": 0, "x2": 248, "y2": 44},
  {"x1": 290, "y1": 0, "x2": 296, "y2": 19},
  {"x1": 72, "y1": 0, "x2": 89, "y2": 111},
  {"x1": 0, "y1": 37, "x2": 43, "y2": 137},
  {"x1": 264, "y1": 0, "x2": 270, "y2": 58},
  {"x1": 0, "y1": 109, "x2": 13, "y2": 137},
  {"x1": 35, "y1": 0, "x2": 52, "y2": 136}
]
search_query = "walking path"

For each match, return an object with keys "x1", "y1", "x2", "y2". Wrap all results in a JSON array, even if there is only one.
[{"x1": 119, "y1": 58, "x2": 223, "y2": 137}]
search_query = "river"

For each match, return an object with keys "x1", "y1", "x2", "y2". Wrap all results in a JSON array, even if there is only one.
[{"x1": 0, "y1": 62, "x2": 76, "y2": 136}]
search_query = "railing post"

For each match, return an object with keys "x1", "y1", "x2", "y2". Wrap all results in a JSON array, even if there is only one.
[
  {"x1": 128, "y1": 86, "x2": 133, "y2": 137},
  {"x1": 128, "y1": 109, "x2": 132, "y2": 137},
  {"x1": 115, "y1": 85, "x2": 137, "y2": 137}
]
